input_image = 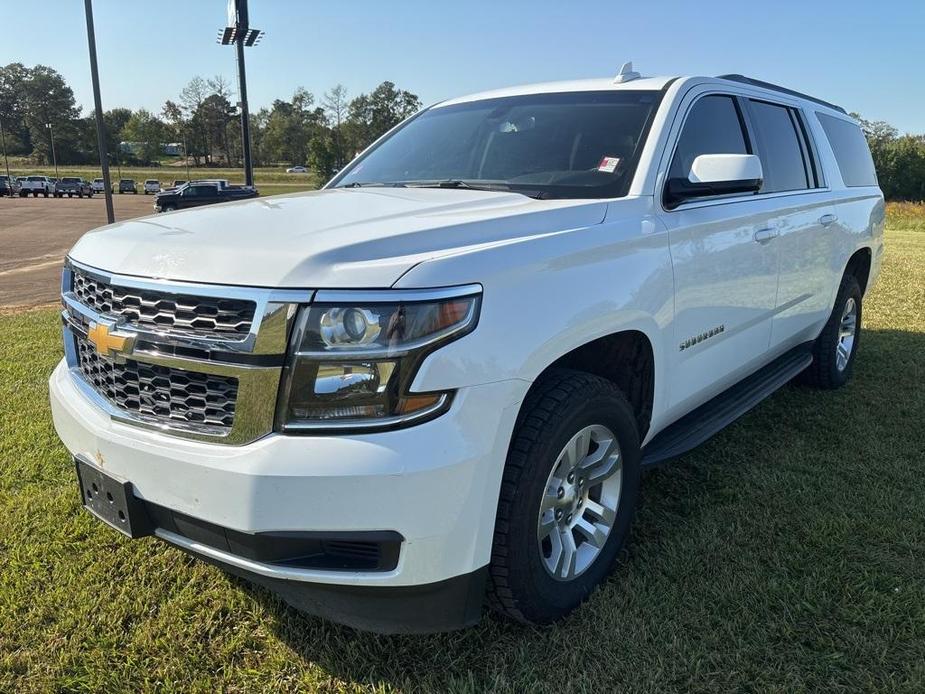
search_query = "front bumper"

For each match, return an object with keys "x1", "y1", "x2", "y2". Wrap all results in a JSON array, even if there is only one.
[{"x1": 50, "y1": 360, "x2": 528, "y2": 628}]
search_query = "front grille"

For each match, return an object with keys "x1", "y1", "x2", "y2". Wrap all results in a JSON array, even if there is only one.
[
  {"x1": 72, "y1": 268, "x2": 256, "y2": 338},
  {"x1": 75, "y1": 335, "x2": 238, "y2": 430}
]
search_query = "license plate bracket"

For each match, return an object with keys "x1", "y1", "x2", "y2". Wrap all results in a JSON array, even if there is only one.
[{"x1": 74, "y1": 457, "x2": 153, "y2": 538}]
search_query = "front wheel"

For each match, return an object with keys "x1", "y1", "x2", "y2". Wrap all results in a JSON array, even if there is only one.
[
  {"x1": 801, "y1": 274, "x2": 863, "y2": 389},
  {"x1": 487, "y1": 369, "x2": 641, "y2": 625}
]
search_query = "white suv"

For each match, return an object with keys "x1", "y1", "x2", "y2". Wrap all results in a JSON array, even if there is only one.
[
  {"x1": 49, "y1": 70, "x2": 884, "y2": 633},
  {"x1": 143, "y1": 179, "x2": 161, "y2": 194}
]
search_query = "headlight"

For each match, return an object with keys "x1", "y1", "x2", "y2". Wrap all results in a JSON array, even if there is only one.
[{"x1": 277, "y1": 285, "x2": 482, "y2": 432}]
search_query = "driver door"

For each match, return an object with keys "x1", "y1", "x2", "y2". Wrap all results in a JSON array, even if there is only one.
[{"x1": 657, "y1": 93, "x2": 781, "y2": 414}]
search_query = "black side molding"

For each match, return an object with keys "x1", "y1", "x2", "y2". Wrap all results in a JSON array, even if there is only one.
[{"x1": 641, "y1": 343, "x2": 814, "y2": 466}]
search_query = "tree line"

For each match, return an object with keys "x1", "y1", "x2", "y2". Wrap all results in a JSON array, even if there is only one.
[
  {"x1": 2, "y1": 62, "x2": 924, "y2": 198},
  {"x1": 0, "y1": 63, "x2": 421, "y2": 177}
]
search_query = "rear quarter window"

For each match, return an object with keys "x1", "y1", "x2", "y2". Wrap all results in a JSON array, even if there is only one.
[{"x1": 817, "y1": 113, "x2": 877, "y2": 187}]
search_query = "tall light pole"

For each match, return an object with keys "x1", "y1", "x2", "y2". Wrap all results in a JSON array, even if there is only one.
[
  {"x1": 84, "y1": 0, "x2": 115, "y2": 223},
  {"x1": 0, "y1": 118, "x2": 11, "y2": 186},
  {"x1": 45, "y1": 123, "x2": 59, "y2": 180},
  {"x1": 218, "y1": 0, "x2": 263, "y2": 188}
]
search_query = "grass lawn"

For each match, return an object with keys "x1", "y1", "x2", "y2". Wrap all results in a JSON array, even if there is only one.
[{"x1": 1, "y1": 207, "x2": 923, "y2": 692}]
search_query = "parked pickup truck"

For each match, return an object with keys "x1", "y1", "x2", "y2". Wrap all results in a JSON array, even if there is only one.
[
  {"x1": 21, "y1": 175, "x2": 55, "y2": 197},
  {"x1": 0, "y1": 175, "x2": 21, "y2": 197},
  {"x1": 50, "y1": 68, "x2": 884, "y2": 634},
  {"x1": 152, "y1": 181, "x2": 258, "y2": 212},
  {"x1": 55, "y1": 177, "x2": 94, "y2": 198},
  {"x1": 91, "y1": 178, "x2": 106, "y2": 193}
]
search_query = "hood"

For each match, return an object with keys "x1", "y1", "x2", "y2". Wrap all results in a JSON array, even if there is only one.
[{"x1": 68, "y1": 188, "x2": 607, "y2": 288}]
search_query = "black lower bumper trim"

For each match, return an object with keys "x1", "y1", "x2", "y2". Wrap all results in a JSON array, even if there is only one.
[{"x1": 174, "y1": 540, "x2": 488, "y2": 634}]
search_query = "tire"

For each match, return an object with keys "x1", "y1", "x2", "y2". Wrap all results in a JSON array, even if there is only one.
[
  {"x1": 487, "y1": 368, "x2": 641, "y2": 625},
  {"x1": 77, "y1": 191, "x2": 83, "y2": 198},
  {"x1": 19, "y1": 191, "x2": 27, "y2": 198},
  {"x1": 801, "y1": 274, "x2": 862, "y2": 389},
  {"x1": 161, "y1": 204, "x2": 176, "y2": 212}
]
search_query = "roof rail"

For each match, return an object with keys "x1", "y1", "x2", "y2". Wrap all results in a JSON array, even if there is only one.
[{"x1": 716, "y1": 74, "x2": 846, "y2": 114}]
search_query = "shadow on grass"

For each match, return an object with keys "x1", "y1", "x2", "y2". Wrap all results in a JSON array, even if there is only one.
[{"x1": 229, "y1": 328, "x2": 925, "y2": 691}]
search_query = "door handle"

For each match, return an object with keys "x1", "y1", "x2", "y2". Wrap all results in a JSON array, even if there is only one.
[
  {"x1": 754, "y1": 227, "x2": 779, "y2": 243},
  {"x1": 819, "y1": 213, "x2": 838, "y2": 226}
]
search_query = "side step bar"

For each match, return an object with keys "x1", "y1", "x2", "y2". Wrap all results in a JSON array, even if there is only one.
[{"x1": 641, "y1": 343, "x2": 814, "y2": 466}]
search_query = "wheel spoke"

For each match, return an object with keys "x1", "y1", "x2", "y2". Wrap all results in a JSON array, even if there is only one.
[
  {"x1": 573, "y1": 517, "x2": 607, "y2": 548},
  {"x1": 583, "y1": 498, "x2": 616, "y2": 526},
  {"x1": 564, "y1": 428, "x2": 592, "y2": 468},
  {"x1": 537, "y1": 512, "x2": 557, "y2": 540},
  {"x1": 578, "y1": 437, "x2": 621, "y2": 485},
  {"x1": 558, "y1": 529, "x2": 578, "y2": 579}
]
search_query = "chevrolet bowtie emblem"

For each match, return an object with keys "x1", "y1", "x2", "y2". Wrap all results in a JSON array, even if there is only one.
[{"x1": 87, "y1": 321, "x2": 135, "y2": 358}]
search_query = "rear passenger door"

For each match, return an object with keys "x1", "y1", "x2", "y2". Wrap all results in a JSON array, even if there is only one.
[
  {"x1": 657, "y1": 92, "x2": 781, "y2": 414},
  {"x1": 744, "y1": 99, "x2": 838, "y2": 351}
]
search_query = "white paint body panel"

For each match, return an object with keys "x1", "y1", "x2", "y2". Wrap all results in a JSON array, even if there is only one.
[{"x1": 50, "y1": 73, "x2": 884, "y2": 589}]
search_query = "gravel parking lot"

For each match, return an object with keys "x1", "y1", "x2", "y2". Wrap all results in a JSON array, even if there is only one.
[{"x1": 0, "y1": 195, "x2": 156, "y2": 309}]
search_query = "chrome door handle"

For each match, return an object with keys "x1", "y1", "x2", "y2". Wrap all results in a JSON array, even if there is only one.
[
  {"x1": 754, "y1": 227, "x2": 779, "y2": 243},
  {"x1": 819, "y1": 213, "x2": 838, "y2": 226}
]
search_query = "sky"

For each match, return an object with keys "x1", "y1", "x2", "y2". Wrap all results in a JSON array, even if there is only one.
[{"x1": 2, "y1": 0, "x2": 924, "y2": 133}]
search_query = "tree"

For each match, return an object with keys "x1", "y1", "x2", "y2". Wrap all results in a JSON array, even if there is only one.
[
  {"x1": 343, "y1": 81, "x2": 421, "y2": 156},
  {"x1": 180, "y1": 76, "x2": 210, "y2": 164},
  {"x1": 322, "y1": 84, "x2": 349, "y2": 169},
  {"x1": 121, "y1": 109, "x2": 167, "y2": 164}
]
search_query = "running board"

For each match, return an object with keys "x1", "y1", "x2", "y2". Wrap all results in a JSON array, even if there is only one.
[{"x1": 641, "y1": 343, "x2": 813, "y2": 466}]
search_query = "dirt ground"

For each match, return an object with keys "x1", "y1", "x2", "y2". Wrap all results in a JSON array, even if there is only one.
[{"x1": 0, "y1": 194, "x2": 156, "y2": 308}]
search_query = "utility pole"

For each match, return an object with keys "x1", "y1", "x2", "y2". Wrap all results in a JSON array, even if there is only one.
[
  {"x1": 218, "y1": 0, "x2": 263, "y2": 188},
  {"x1": 45, "y1": 123, "x2": 59, "y2": 180},
  {"x1": 84, "y1": 0, "x2": 114, "y2": 223}
]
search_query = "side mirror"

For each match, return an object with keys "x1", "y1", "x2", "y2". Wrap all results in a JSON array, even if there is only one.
[{"x1": 665, "y1": 154, "x2": 762, "y2": 208}]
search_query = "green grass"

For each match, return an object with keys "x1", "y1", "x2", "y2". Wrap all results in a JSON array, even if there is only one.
[{"x1": 1, "y1": 215, "x2": 924, "y2": 692}]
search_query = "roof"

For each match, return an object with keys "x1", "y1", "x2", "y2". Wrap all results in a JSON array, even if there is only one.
[
  {"x1": 435, "y1": 76, "x2": 676, "y2": 107},
  {"x1": 434, "y1": 73, "x2": 846, "y2": 118}
]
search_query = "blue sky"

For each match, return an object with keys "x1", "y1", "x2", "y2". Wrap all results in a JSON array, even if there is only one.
[{"x1": 4, "y1": 0, "x2": 924, "y2": 133}]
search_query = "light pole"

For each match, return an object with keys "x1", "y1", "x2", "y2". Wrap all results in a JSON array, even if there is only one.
[
  {"x1": 0, "y1": 118, "x2": 11, "y2": 187},
  {"x1": 84, "y1": 0, "x2": 115, "y2": 223},
  {"x1": 218, "y1": 0, "x2": 263, "y2": 187},
  {"x1": 45, "y1": 123, "x2": 59, "y2": 180}
]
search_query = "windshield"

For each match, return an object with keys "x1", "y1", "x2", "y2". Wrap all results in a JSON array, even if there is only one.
[
  {"x1": 332, "y1": 90, "x2": 662, "y2": 199},
  {"x1": 62, "y1": 178, "x2": 79, "y2": 183},
  {"x1": 28, "y1": 176, "x2": 44, "y2": 181}
]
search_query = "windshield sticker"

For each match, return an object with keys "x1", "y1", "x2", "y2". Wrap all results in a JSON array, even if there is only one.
[{"x1": 597, "y1": 156, "x2": 621, "y2": 174}]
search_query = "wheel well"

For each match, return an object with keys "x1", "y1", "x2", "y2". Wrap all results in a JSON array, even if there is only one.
[
  {"x1": 845, "y1": 247, "x2": 872, "y2": 295},
  {"x1": 534, "y1": 331, "x2": 655, "y2": 438}
]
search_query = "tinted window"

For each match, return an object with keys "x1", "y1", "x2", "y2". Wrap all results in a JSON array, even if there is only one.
[
  {"x1": 748, "y1": 100, "x2": 809, "y2": 192},
  {"x1": 817, "y1": 113, "x2": 877, "y2": 187},
  {"x1": 669, "y1": 95, "x2": 749, "y2": 180},
  {"x1": 186, "y1": 185, "x2": 217, "y2": 197},
  {"x1": 334, "y1": 91, "x2": 662, "y2": 200}
]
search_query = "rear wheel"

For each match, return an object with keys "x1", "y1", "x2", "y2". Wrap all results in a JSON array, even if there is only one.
[
  {"x1": 487, "y1": 369, "x2": 641, "y2": 624},
  {"x1": 801, "y1": 274, "x2": 862, "y2": 389}
]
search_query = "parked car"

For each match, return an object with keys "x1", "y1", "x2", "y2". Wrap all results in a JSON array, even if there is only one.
[
  {"x1": 91, "y1": 178, "x2": 106, "y2": 193},
  {"x1": 153, "y1": 181, "x2": 258, "y2": 212},
  {"x1": 55, "y1": 177, "x2": 94, "y2": 198},
  {"x1": 50, "y1": 69, "x2": 884, "y2": 634},
  {"x1": 286, "y1": 165, "x2": 308, "y2": 173},
  {"x1": 118, "y1": 179, "x2": 137, "y2": 194},
  {"x1": 20, "y1": 175, "x2": 55, "y2": 197},
  {"x1": 143, "y1": 179, "x2": 161, "y2": 195},
  {"x1": 0, "y1": 175, "x2": 21, "y2": 197}
]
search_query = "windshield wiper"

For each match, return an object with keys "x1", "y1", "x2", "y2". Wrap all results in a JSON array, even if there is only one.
[
  {"x1": 402, "y1": 179, "x2": 552, "y2": 199},
  {"x1": 339, "y1": 181, "x2": 406, "y2": 188}
]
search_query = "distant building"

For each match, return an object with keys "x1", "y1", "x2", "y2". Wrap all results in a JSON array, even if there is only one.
[{"x1": 163, "y1": 143, "x2": 184, "y2": 156}]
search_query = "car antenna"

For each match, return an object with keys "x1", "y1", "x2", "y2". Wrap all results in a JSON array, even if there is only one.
[{"x1": 613, "y1": 61, "x2": 641, "y2": 84}]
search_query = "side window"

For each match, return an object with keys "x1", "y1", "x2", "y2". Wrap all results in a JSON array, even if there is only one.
[
  {"x1": 817, "y1": 113, "x2": 878, "y2": 187},
  {"x1": 747, "y1": 100, "x2": 810, "y2": 192},
  {"x1": 669, "y1": 95, "x2": 749, "y2": 180}
]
